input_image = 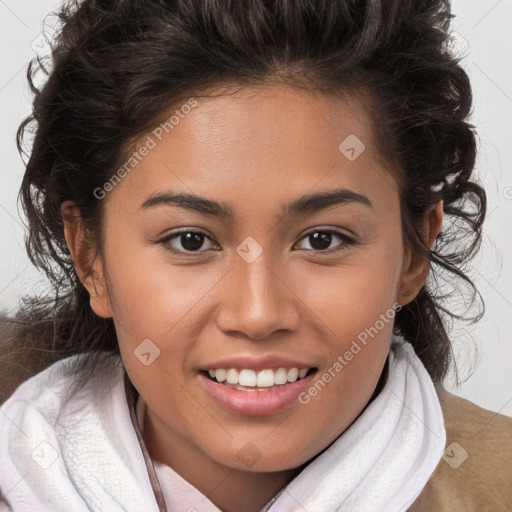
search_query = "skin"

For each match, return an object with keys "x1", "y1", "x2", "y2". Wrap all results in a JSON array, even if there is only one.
[{"x1": 63, "y1": 84, "x2": 442, "y2": 512}]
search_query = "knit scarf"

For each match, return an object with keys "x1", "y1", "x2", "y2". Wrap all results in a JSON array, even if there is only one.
[{"x1": 0, "y1": 337, "x2": 445, "y2": 512}]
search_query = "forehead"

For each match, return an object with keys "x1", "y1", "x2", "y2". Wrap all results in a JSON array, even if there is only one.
[
  {"x1": 170, "y1": 83, "x2": 378, "y2": 162},
  {"x1": 107, "y1": 83, "x2": 398, "y2": 219}
]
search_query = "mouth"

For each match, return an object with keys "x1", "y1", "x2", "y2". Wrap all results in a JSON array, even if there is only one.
[
  {"x1": 198, "y1": 365, "x2": 319, "y2": 415},
  {"x1": 199, "y1": 367, "x2": 318, "y2": 392}
]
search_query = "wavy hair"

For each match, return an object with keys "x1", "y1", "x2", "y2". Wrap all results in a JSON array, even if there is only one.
[{"x1": 1, "y1": 0, "x2": 485, "y2": 401}]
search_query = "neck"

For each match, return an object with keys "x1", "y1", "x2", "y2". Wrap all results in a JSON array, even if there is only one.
[
  {"x1": 144, "y1": 414, "x2": 306, "y2": 512},
  {"x1": 135, "y1": 359, "x2": 389, "y2": 512}
]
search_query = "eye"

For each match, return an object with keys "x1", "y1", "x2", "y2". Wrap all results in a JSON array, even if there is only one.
[
  {"x1": 158, "y1": 227, "x2": 355, "y2": 256},
  {"x1": 294, "y1": 229, "x2": 355, "y2": 252},
  {"x1": 159, "y1": 229, "x2": 219, "y2": 255}
]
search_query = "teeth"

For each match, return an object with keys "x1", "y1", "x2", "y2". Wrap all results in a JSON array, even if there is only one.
[
  {"x1": 205, "y1": 367, "x2": 311, "y2": 387},
  {"x1": 239, "y1": 369, "x2": 257, "y2": 387},
  {"x1": 215, "y1": 369, "x2": 226, "y2": 382},
  {"x1": 226, "y1": 369, "x2": 238, "y2": 384},
  {"x1": 287, "y1": 368, "x2": 299, "y2": 382},
  {"x1": 274, "y1": 368, "x2": 288, "y2": 385},
  {"x1": 256, "y1": 369, "x2": 274, "y2": 387}
]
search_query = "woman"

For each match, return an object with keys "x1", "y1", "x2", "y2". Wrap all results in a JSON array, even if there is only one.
[{"x1": 1, "y1": 0, "x2": 510, "y2": 511}]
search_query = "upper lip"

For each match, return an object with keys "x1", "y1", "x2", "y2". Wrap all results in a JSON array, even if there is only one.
[{"x1": 200, "y1": 355, "x2": 316, "y2": 372}]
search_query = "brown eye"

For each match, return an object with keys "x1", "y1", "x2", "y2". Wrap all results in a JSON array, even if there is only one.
[
  {"x1": 160, "y1": 229, "x2": 219, "y2": 255},
  {"x1": 295, "y1": 229, "x2": 355, "y2": 252},
  {"x1": 178, "y1": 232, "x2": 206, "y2": 251}
]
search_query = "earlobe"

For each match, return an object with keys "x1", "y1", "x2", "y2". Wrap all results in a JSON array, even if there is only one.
[
  {"x1": 61, "y1": 201, "x2": 113, "y2": 319},
  {"x1": 397, "y1": 200, "x2": 443, "y2": 307},
  {"x1": 87, "y1": 272, "x2": 113, "y2": 319}
]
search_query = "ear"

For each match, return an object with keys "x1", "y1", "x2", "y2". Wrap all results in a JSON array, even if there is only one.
[
  {"x1": 397, "y1": 200, "x2": 443, "y2": 307},
  {"x1": 61, "y1": 200, "x2": 113, "y2": 318}
]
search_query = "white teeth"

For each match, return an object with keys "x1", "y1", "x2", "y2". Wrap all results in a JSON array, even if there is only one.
[
  {"x1": 215, "y1": 369, "x2": 226, "y2": 382},
  {"x1": 256, "y1": 369, "x2": 274, "y2": 387},
  {"x1": 287, "y1": 368, "x2": 299, "y2": 383},
  {"x1": 205, "y1": 367, "x2": 311, "y2": 387},
  {"x1": 226, "y1": 369, "x2": 238, "y2": 384},
  {"x1": 274, "y1": 368, "x2": 288, "y2": 385},
  {"x1": 238, "y1": 369, "x2": 256, "y2": 387}
]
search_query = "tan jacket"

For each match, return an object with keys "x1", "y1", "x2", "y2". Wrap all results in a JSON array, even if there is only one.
[
  {"x1": 410, "y1": 387, "x2": 512, "y2": 511},
  {"x1": 1, "y1": 333, "x2": 510, "y2": 511}
]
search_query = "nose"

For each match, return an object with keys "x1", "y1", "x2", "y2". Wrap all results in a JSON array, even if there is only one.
[{"x1": 215, "y1": 253, "x2": 300, "y2": 340}]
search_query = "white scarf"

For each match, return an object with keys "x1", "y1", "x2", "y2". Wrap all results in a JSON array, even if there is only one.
[{"x1": 0, "y1": 337, "x2": 445, "y2": 512}]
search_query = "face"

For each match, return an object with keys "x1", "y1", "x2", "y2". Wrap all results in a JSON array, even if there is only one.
[{"x1": 67, "y1": 84, "x2": 433, "y2": 478}]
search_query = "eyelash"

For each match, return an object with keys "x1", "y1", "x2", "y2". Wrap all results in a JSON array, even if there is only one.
[{"x1": 158, "y1": 228, "x2": 356, "y2": 257}]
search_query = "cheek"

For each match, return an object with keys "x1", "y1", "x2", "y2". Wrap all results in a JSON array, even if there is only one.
[
  {"x1": 286, "y1": 237, "x2": 402, "y2": 393},
  {"x1": 295, "y1": 252, "x2": 402, "y2": 336},
  {"x1": 104, "y1": 243, "x2": 219, "y2": 341}
]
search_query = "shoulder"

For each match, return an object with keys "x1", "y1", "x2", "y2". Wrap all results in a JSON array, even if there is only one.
[
  {"x1": 0, "y1": 352, "x2": 125, "y2": 453},
  {"x1": 0, "y1": 352, "x2": 123, "y2": 412},
  {"x1": 410, "y1": 386, "x2": 512, "y2": 512},
  {"x1": 0, "y1": 353, "x2": 131, "y2": 510}
]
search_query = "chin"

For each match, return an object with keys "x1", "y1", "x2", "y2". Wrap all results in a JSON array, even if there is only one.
[{"x1": 217, "y1": 443, "x2": 315, "y2": 474}]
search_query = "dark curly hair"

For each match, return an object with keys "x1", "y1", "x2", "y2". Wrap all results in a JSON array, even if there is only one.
[{"x1": 1, "y1": 0, "x2": 485, "y2": 401}]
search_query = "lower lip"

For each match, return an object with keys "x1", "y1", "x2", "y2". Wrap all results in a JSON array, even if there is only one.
[{"x1": 198, "y1": 371, "x2": 316, "y2": 416}]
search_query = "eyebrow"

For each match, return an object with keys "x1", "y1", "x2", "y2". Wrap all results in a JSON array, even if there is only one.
[{"x1": 139, "y1": 187, "x2": 373, "y2": 219}]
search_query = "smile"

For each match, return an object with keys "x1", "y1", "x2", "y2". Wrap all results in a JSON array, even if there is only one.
[
  {"x1": 204, "y1": 367, "x2": 313, "y2": 390},
  {"x1": 199, "y1": 367, "x2": 318, "y2": 415}
]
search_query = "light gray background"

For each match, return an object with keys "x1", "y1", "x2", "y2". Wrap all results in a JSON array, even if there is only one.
[{"x1": 1, "y1": 1, "x2": 511, "y2": 417}]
